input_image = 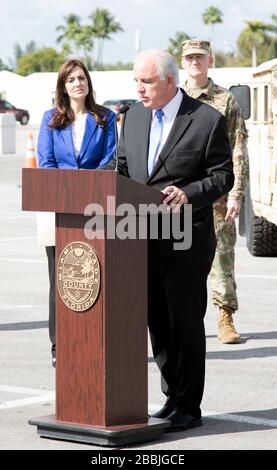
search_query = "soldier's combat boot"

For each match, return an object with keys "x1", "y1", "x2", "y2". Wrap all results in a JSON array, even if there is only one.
[{"x1": 218, "y1": 308, "x2": 241, "y2": 344}]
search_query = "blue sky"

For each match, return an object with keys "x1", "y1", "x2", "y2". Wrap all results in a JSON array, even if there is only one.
[{"x1": 0, "y1": 0, "x2": 276, "y2": 65}]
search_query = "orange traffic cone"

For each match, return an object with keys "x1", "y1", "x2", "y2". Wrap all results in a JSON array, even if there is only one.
[{"x1": 25, "y1": 132, "x2": 37, "y2": 168}]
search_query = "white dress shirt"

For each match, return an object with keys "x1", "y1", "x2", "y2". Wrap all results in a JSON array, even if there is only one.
[
  {"x1": 151, "y1": 88, "x2": 183, "y2": 155},
  {"x1": 72, "y1": 113, "x2": 87, "y2": 158}
]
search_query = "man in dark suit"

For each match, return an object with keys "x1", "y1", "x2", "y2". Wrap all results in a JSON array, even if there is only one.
[{"x1": 116, "y1": 49, "x2": 234, "y2": 431}]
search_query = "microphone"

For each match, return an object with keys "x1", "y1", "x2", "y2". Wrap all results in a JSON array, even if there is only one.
[
  {"x1": 118, "y1": 104, "x2": 130, "y2": 115},
  {"x1": 114, "y1": 104, "x2": 129, "y2": 172}
]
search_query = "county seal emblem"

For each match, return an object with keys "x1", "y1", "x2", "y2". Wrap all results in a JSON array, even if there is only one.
[{"x1": 57, "y1": 242, "x2": 100, "y2": 312}]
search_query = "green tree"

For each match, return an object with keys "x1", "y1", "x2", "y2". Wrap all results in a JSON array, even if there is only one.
[
  {"x1": 56, "y1": 13, "x2": 94, "y2": 66},
  {"x1": 11, "y1": 42, "x2": 38, "y2": 70},
  {"x1": 265, "y1": 14, "x2": 277, "y2": 34},
  {"x1": 74, "y1": 25, "x2": 94, "y2": 67},
  {"x1": 56, "y1": 13, "x2": 93, "y2": 68},
  {"x1": 265, "y1": 14, "x2": 277, "y2": 59},
  {"x1": 202, "y1": 5, "x2": 223, "y2": 66},
  {"x1": 89, "y1": 8, "x2": 123, "y2": 69},
  {"x1": 202, "y1": 6, "x2": 223, "y2": 40},
  {"x1": 25, "y1": 40, "x2": 37, "y2": 55},
  {"x1": 14, "y1": 44, "x2": 24, "y2": 62},
  {"x1": 56, "y1": 13, "x2": 83, "y2": 56},
  {"x1": 167, "y1": 31, "x2": 190, "y2": 66},
  {"x1": 16, "y1": 48, "x2": 66, "y2": 75},
  {"x1": 237, "y1": 20, "x2": 272, "y2": 66},
  {"x1": 0, "y1": 59, "x2": 11, "y2": 71},
  {"x1": 214, "y1": 51, "x2": 239, "y2": 67}
]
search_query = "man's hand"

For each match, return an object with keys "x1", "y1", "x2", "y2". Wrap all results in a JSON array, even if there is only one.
[
  {"x1": 162, "y1": 186, "x2": 188, "y2": 212},
  {"x1": 225, "y1": 199, "x2": 241, "y2": 221}
]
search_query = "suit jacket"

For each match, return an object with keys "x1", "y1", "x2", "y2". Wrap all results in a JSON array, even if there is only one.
[
  {"x1": 38, "y1": 108, "x2": 116, "y2": 169},
  {"x1": 37, "y1": 107, "x2": 116, "y2": 247},
  {"x1": 117, "y1": 90, "x2": 234, "y2": 257}
]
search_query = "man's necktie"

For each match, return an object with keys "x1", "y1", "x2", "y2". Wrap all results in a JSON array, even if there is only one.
[{"x1": 148, "y1": 109, "x2": 164, "y2": 176}]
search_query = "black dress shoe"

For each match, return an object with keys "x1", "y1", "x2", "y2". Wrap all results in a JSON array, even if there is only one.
[
  {"x1": 164, "y1": 410, "x2": 202, "y2": 432},
  {"x1": 150, "y1": 398, "x2": 176, "y2": 419}
]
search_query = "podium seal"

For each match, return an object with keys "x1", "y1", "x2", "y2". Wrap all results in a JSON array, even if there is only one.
[{"x1": 57, "y1": 241, "x2": 100, "y2": 312}]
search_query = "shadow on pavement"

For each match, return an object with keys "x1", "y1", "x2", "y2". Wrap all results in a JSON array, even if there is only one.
[{"x1": 0, "y1": 320, "x2": 47, "y2": 330}]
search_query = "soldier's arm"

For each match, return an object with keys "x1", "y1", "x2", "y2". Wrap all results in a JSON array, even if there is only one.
[{"x1": 226, "y1": 95, "x2": 248, "y2": 202}]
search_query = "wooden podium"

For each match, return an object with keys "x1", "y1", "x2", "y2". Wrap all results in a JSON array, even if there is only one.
[{"x1": 22, "y1": 168, "x2": 169, "y2": 446}]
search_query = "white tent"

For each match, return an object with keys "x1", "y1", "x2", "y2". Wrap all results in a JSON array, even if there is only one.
[
  {"x1": 0, "y1": 67, "x2": 256, "y2": 125},
  {"x1": 0, "y1": 70, "x2": 25, "y2": 103}
]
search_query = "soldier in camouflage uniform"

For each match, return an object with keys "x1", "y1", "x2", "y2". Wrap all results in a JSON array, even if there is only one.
[{"x1": 181, "y1": 39, "x2": 248, "y2": 344}]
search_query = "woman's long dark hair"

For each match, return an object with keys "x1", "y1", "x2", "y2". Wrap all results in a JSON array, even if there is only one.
[{"x1": 49, "y1": 59, "x2": 107, "y2": 129}]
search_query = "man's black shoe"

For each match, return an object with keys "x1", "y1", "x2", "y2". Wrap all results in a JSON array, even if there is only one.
[
  {"x1": 164, "y1": 410, "x2": 202, "y2": 432},
  {"x1": 150, "y1": 398, "x2": 176, "y2": 419}
]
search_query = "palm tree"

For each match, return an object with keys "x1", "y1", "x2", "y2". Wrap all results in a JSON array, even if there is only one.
[
  {"x1": 74, "y1": 25, "x2": 94, "y2": 67},
  {"x1": 248, "y1": 20, "x2": 267, "y2": 66},
  {"x1": 56, "y1": 13, "x2": 82, "y2": 56},
  {"x1": 25, "y1": 40, "x2": 37, "y2": 55},
  {"x1": 167, "y1": 31, "x2": 190, "y2": 67},
  {"x1": 237, "y1": 20, "x2": 271, "y2": 66},
  {"x1": 88, "y1": 8, "x2": 123, "y2": 68},
  {"x1": 265, "y1": 14, "x2": 277, "y2": 33},
  {"x1": 81, "y1": 259, "x2": 93, "y2": 278},
  {"x1": 202, "y1": 5, "x2": 223, "y2": 66},
  {"x1": 265, "y1": 14, "x2": 277, "y2": 58},
  {"x1": 56, "y1": 14, "x2": 94, "y2": 66}
]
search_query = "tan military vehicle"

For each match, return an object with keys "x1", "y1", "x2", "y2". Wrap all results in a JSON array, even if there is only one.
[{"x1": 232, "y1": 58, "x2": 277, "y2": 256}]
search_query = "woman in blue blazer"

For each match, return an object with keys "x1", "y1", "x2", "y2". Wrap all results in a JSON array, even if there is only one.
[
  {"x1": 37, "y1": 59, "x2": 116, "y2": 366},
  {"x1": 38, "y1": 61, "x2": 116, "y2": 169}
]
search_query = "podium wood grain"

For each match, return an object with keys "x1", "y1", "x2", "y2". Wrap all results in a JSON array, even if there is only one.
[{"x1": 23, "y1": 168, "x2": 168, "y2": 445}]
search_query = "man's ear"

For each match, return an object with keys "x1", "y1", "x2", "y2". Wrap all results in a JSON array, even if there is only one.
[
  {"x1": 208, "y1": 55, "x2": 213, "y2": 67},
  {"x1": 168, "y1": 74, "x2": 175, "y2": 85}
]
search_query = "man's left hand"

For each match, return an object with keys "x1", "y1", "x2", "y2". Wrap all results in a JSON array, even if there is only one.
[
  {"x1": 162, "y1": 186, "x2": 188, "y2": 212},
  {"x1": 225, "y1": 199, "x2": 241, "y2": 221}
]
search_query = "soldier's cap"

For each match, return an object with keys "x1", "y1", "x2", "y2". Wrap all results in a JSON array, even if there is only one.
[{"x1": 182, "y1": 39, "x2": 211, "y2": 56}]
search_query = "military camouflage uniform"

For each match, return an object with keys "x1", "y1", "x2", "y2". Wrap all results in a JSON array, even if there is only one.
[{"x1": 183, "y1": 78, "x2": 248, "y2": 313}]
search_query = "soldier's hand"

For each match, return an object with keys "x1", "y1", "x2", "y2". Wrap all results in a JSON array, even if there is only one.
[{"x1": 225, "y1": 199, "x2": 241, "y2": 221}]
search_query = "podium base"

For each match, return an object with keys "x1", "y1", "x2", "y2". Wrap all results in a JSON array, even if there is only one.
[{"x1": 29, "y1": 415, "x2": 169, "y2": 447}]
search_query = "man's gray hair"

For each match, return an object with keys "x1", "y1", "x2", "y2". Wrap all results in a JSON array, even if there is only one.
[{"x1": 134, "y1": 49, "x2": 179, "y2": 86}]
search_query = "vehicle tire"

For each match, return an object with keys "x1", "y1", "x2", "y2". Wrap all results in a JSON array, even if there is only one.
[
  {"x1": 20, "y1": 114, "x2": 29, "y2": 125},
  {"x1": 245, "y1": 185, "x2": 277, "y2": 256}
]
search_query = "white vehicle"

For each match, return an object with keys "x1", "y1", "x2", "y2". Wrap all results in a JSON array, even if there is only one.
[{"x1": 232, "y1": 58, "x2": 277, "y2": 256}]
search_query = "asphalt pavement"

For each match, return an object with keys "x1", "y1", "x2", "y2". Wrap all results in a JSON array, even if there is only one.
[{"x1": 0, "y1": 125, "x2": 276, "y2": 451}]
